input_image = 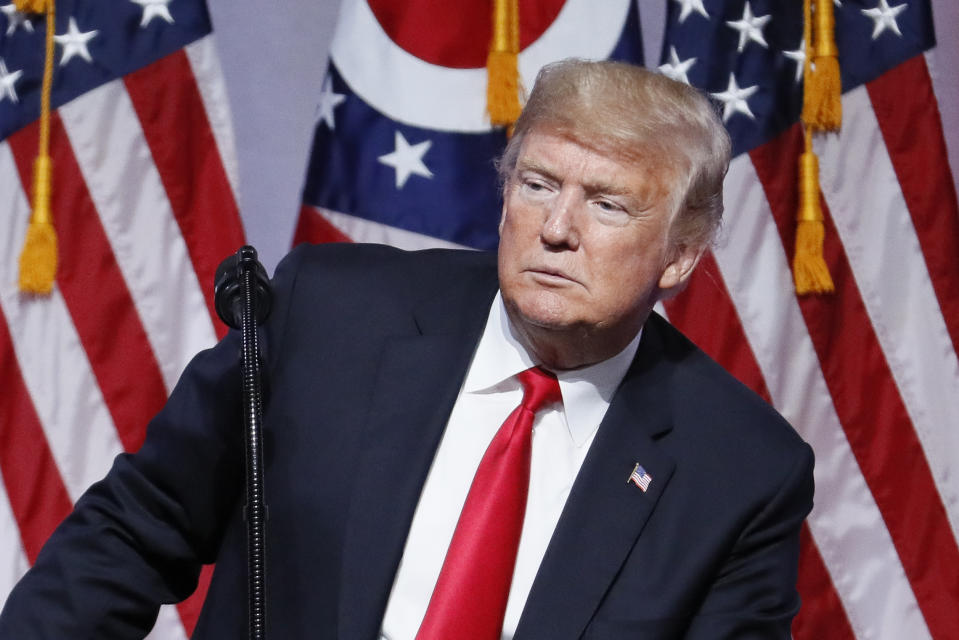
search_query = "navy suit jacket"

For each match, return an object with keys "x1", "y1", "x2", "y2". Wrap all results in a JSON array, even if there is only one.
[{"x1": 0, "y1": 243, "x2": 813, "y2": 639}]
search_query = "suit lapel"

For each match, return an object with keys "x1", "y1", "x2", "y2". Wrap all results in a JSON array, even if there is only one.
[
  {"x1": 338, "y1": 260, "x2": 498, "y2": 640},
  {"x1": 515, "y1": 318, "x2": 678, "y2": 640}
]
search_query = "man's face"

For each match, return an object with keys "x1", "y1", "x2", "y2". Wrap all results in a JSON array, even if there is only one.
[{"x1": 497, "y1": 129, "x2": 699, "y2": 368}]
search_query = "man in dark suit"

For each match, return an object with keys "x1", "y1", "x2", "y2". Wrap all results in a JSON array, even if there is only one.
[{"x1": 0, "y1": 59, "x2": 813, "y2": 639}]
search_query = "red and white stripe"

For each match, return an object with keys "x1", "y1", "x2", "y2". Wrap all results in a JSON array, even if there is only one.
[
  {"x1": 717, "y1": 151, "x2": 930, "y2": 639},
  {"x1": 659, "y1": 51, "x2": 959, "y2": 640},
  {"x1": 0, "y1": 33, "x2": 243, "y2": 637},
  {"x1": 296, "y1": 204, "x2": 469, "y2": 251}
]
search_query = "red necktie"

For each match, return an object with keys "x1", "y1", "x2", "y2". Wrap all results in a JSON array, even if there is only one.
[{"x1": 416, "y1": 367, "x2": 562, "y2": 640}]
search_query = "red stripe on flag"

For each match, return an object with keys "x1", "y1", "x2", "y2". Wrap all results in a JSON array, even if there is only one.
[
  {"x1": 8, "y1": 119, "x2": 168, "y2": 455},
  {"x1": 663, "y1": 252, "x2": 771, "y2": 403},
  {"x1": 293, "y1": 204, "x2": 353, "y2": 247},
  {"x1": 124, "y1": 52, "x2": 237, "y2": 630},
  {"x1": 124, "y1": 49, "x2": 245, "y2": 340},
  {"x1": 866, "y1": 55, "x2": 959, "y2": 357},
  {"x1": 752, "y1": 124, "x2": 959, "y2": 640},
  {"x1": 665, "y1": 255, "x2": 854, "y2": 636},
  {"x1": 0, "y1": 307, "x2": 73, "y2": 565},
  {"x1": 174, "y1": 563, "x2": 214, "y2": 636},
  {"x1": 792, "y1": 525, "x2": 857, "y2": 640}
]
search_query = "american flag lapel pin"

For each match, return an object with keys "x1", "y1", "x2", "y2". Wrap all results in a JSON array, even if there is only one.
[{"x1": 628, "y1": 463, "x2": 652, "y2": 493}]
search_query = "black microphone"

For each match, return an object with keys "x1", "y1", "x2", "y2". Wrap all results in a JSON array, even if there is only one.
[
  {"x1": 214, "y1": 245, "x2": 274, "y2": 639},
  {"x1": 214, "y1": 245, "x2": 272, "y2": 329}
]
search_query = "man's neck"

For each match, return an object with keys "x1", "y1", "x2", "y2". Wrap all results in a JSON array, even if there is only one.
[{"x1": 504, "y1": 306, "x2": 649, "y2": 371}]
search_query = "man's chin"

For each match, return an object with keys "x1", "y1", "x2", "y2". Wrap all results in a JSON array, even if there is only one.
[{"x1": 508, "y1": 301, "x2": 584, "y2": 335}]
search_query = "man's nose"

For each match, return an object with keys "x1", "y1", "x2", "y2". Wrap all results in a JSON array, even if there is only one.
[{"x1": 540, "y1": 191, "x2": 579, "y2": 250}]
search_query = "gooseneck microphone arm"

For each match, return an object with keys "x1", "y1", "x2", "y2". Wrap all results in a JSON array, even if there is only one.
[{"x1": 214, "y1": 246, "x2": 273, "y2": 640}]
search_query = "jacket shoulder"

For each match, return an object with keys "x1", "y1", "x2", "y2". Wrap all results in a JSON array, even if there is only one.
[
  {"x1": 278, "y1": 243, "x2": 496, "y2": 288},
  {"x1": 644, "y1": 312, "x2": 810, "y2": 463}
]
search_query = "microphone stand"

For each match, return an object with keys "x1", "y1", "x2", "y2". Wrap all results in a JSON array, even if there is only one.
[{"x1": 214, "y1": 246, "x2": 273, "y2": 640}]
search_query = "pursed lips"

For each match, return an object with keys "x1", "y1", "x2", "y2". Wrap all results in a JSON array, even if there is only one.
[{"x1": 526, "y1": 266, "x2": 580, "y2": 287}]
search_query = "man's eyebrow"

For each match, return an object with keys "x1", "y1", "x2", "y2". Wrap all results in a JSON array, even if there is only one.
[
  {"x1": 515, "y1": 156, "x2": 654, "y2": 207},
  {"x1": 582, "y1": 181, "x2": 633, "y2": 197},
  {"x1": 515, "y1": 158, "x2": 556, "y2": 179}
]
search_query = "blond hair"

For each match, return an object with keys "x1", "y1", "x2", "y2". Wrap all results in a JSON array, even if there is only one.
[{"x1": 498, "y1": 59, "x2": 731, "y2": 249}]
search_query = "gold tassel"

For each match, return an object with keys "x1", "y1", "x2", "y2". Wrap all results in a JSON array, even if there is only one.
[
  {"x1": 19, "y1": 156, "x2": 57, "y2": 293},
  {"x1": 802, "y1": 0, "x2": 842, "y2": 131},
  {"x1": 14, "y1": 0, "x2": 46, "y2": 12},
  {"x1": 793, "y1": 139, "x2": 835, "y2": 295},
  {"x1": 18, "y1": 0, "x2": 58, "y2": 294},
  {"x1": 487, "y1": 0, "x2": 522, "y2": 132},
  {"x1": 793, "y1": 0, "x2": 836, "y2": 295}
]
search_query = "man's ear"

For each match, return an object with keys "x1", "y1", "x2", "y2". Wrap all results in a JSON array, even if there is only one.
[{"x1": 657, "y1": 244, "x2": 704, "y2": 299}]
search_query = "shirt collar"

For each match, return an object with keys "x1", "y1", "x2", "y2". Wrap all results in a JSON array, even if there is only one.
[{"x1": 465, "y1": 291, "x2": 642, "y2": 447}]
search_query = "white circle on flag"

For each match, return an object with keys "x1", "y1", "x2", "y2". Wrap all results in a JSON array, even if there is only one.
[{"x1": 330, "y1": 0, "x2": 632, "y2": 132}]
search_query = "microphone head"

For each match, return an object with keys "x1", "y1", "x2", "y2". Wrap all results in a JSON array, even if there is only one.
[{"x1": 214, "y1": 246, "x2": 273, "y2": 329}]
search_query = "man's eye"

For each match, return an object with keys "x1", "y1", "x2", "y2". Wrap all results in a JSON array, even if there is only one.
[{"x1": 596, "y1": 200, "x2": 621, "y2": 212}]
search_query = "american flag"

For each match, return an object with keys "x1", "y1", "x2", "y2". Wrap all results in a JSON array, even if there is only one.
[
  {"x1": 629, "y1": 464, "x2": 652, "y2": 493},
  {"x1": 0, "y1": 0, "x2": 242, "y2": 636},
  {"x1": 297, "y1": 1, "x2": 959, "y2": 639}
]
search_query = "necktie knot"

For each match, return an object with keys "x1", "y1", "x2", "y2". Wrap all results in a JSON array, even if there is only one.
[{"x1": 518, "y1": 366, "x2": 561, "y2": 414}]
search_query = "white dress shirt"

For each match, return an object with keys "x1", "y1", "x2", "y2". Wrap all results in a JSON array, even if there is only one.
[{"x1": 379, "y1": 292, "x2": 641, "y2": 640}]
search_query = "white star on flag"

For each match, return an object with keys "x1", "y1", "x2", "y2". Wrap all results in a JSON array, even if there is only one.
[
  {"x1": 726, "y1": 1, "x2": 771, "y2": 53},
  {"x1": 2, "y1": 3, "x2": 34, "y2": 36},
  {"x1": 672, "y1": 0, "x2": 708, "y2": 23},
  {"x1": 783, "y1": 40, "x2": 806, "y2": 84},
  {"x1": 0, "y1": 57, "x2": 23, "y2": 103},
  {"x1": 862, "y1": 0, "x2": 908, "y2": 40},
  {"x1": 54, "y1": 17, "x2": 98, "y2": 66},
  {"x1": 378, "y1": 131, "x2": 434, "y2": 189},
  {"x1": 711, "y1": 72, "x2": 758, "y2": 122},
  {"x1": 658, "y1": 46, "x2": 696, "y2": 85},
  {"x1": 130, "y1": 0, "x2": 175, "y2": 27},
  {"x1": 316, "y1": 76, "x2": 346, "y2": 130}
]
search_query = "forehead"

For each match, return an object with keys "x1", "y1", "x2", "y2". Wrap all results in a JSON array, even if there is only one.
[{"x1": 514, "y1": 130, "x2": 680, "y2": 203}]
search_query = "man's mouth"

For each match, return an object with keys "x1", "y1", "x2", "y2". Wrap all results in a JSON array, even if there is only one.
[{"x1": 528, "y1": 267, "x2": 578, "y2": 286}]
